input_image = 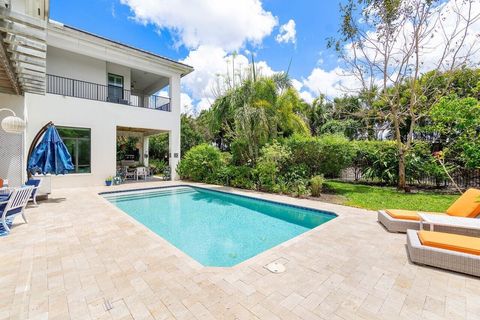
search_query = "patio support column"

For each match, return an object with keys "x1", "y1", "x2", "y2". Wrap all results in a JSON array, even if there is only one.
[
  {"x1": 169, "y1": 74, "x2": 181, "y2": 180},
  {"x1": 143, "y1": 136, "x2": 149, "y2": 167}
]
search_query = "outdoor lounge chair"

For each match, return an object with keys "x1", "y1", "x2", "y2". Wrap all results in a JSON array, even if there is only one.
[
  {"x1": 407, "y1": 229, "x2": 480, "y2": 277},
  {"x1": 378, "y1": 188, "x2": 480, "y2": 233},
  {"x1": 25, "y1": 178, "x2": 42, "y2": 205},
  {"x1": 0, "y1": 186, "x2": 34, "y2": 234}
]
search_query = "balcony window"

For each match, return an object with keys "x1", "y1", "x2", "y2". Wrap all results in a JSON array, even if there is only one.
[
  {"x1": 57, "y1": 126, "x2": 91, "y2": 173},
  {"x1": 108, "y1": 73, "x2": 124, "y2": 103}
]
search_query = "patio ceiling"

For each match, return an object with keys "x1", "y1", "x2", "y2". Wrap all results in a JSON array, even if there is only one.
[
  {"x1": 0, "y1": 7, "x2": 47, "y2": 95},
  {"x1": 117, "y1": 126, "x2": 167, "y2": 137}
]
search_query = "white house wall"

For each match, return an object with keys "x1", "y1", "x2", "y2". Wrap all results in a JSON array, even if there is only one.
[
  {"x1": 25, "y1": 93, "x2": 180, "y2": 188},
  {"x1": 47, "y1": 25, "x2": 188, "y2": 79},
  {"x1": 46, "y1": 46, "x2": 107, "y2": 84}
]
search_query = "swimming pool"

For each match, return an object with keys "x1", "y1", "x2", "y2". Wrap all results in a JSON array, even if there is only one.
[{"x1": 102, "y1": 186, "x2": 336, "y2": 267}]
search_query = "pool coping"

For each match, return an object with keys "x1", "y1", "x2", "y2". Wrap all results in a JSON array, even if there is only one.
[
  {"x1": 100, "y1": 184, "x2": 338, "y2": 217},
  {"x1": 98, "y1": 183, "x2": 341, "y2": 270}
]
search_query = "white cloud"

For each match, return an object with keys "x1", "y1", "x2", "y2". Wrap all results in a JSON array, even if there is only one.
[
  {"x1": 254, "y1": 61, "x2": 277, "y2": 77},
  {"x1": 299, "y1": 91, "x2": 315, "y2": 104},
  {"x1": 299, "y1": 0, "x2": 480, "y2": 101},
  {"x1": 276, "y1": 19, "x2": 296, "y2": 44},
  {"x1": 340, "y1": 0, "x2": 480, "y2": 88},
  {"x1": 180, "y1": 45, "x2": 282, "y2": 112},
  {"x1": 196, "y1": 98, "x2": 213, "y2": 114},
  {"x1": 302, "y1": 67, "x2": 362, "y2": 98},
  {"x1": 120, "y1": 0, "x2": 277, "y2": 50},
  {"x1": 291, "y1": 79, "x2": 303, "y2": 92},
  {"x1": 180, "y1": 45, "x2": 247, "y2": 101},
  {"x1": 180, "y1": 92, "x2": 194, "y2": 114}
]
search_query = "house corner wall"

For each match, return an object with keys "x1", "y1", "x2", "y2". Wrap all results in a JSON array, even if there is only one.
[{"x1": 169, "y1": 74, "x2": 181, "y2": 180}]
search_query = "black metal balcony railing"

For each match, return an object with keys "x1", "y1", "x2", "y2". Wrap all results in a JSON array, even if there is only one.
[{"x1": 46, "y1": 74, "x2": 171, "y2": 111}]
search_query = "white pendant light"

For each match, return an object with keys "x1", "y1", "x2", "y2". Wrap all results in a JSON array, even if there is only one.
[{"x1": 0, "y1": 108, "x2": 26, "y2": 134}]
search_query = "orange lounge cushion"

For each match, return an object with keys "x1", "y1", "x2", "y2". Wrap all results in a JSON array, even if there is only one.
[
  {"x1": 418, "y1": 230, "x2": 480, "y2": 256},
  {"x1": 385, "y1": 209, "x2": 444, "y2": 221},
  {"x1": 446, "y1": 188, "x2": 480, "y2": 218}
]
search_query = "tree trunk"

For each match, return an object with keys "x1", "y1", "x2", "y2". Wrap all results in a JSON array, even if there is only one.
[{"x1": 398, "y1": 151, "x2": 406, "y2": 190}]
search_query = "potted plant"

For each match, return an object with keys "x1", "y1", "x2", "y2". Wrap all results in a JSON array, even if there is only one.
[{"x1": 105, "y1": 176, "x2": 113, "y2": 186}]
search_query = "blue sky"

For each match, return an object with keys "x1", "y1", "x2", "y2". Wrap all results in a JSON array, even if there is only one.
[
  {"x1": 49, "y1": 0, "x2": 346, "y2": 112},
  {"x1": 48, "y1": 0, "x2": 480, "y2": 113}
]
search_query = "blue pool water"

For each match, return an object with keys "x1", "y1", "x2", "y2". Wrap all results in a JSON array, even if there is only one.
[{"x1": 103, "y1": 186, "x2": 336, "y2": 267}]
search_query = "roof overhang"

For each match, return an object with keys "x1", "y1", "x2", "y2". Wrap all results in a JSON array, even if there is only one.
[
  {"x1": 0, "y1": 7, "x2": 47, "y2": 95},
  {"x1": 48, "y1": 22, "x2": 194, "y2": 79}
]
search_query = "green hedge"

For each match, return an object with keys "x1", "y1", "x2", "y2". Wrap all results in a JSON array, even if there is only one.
[
  {"x1": 352, "y1": 140, "x2": 446, "y2": 184},
  {"x1": 284, "y1": 134, "x2": 355, "y2": 177},
  {"x1": 176, "y1": 144, "x2": 224, "y2": 183},
  {"x1": 177, "y1": 136, "x2": 447, "y2": 194}
]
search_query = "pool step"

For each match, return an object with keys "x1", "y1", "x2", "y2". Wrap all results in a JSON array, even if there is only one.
[{"x1": 103, "y1": 187, "x2": 195, "y2": 202}]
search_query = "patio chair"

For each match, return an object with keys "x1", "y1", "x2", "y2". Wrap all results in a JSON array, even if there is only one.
[
  {"x1": 0, "y1": 186, "x2": 34, "y2": 234},
  {"x1": 25, "y1": 178, "x2": 42, "y2": 205},
  {"x1": 125, "y1": 167, "x2": 137, "y2": 180},
  {"x1": 136, "y1": 167, "x2": 148, "y2": 180},
  {"x1": 378, "y1": 188, "x2": 480, "y2": 233},
  {"x1": 407, "y1": 229, "x2": 480, "y2": 277}
]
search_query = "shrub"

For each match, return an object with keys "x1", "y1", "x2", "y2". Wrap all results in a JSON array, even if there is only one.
[
  {"x1": 255, "y1": 141, "x2": 291, "y2": 192},
  {"x1": 353, "y1": 140, "x2": 399, "y2": 184},
  {"x1": 286, "y1": 179, "x2": 310, "y2": 197},
  {"x1": 176, "y1": 144, "x2": 223, "y2": 182},
  {"x1": 283, "y1": 134, "x2": 321, "y2": 176},
  {"x1": 149, "y1": 159, "x2": 167, "y2": 175},
  {"x1": 310, "y1": 175, "x2": 324, "y2": 197},
  {"x1": 353, "y1": 140, "x2": 447, "y2": 185},
  {"x1": 229, "y1": 165, "x2": 257, "y2": 190},
  {"x1": 317, "y1": 134, "x2": 355, "y2": 177},
  {"x1": 406, "y1": 142, "x2": 448, "y2": 184},
  {"x1": 285, "y1": 134, "x2": 354, "y2": 177},
  {"x1": 230, "y1": 137, "x2": 251, "y2": 165}
]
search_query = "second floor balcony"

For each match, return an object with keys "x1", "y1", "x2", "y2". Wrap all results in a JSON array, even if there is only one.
[{"x1": 46, "y1": 74, "x2": 171, "y2": 111}]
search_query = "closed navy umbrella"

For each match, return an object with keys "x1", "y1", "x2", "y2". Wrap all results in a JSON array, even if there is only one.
[{"x1": 27, "y1": 125, "x2": 74, "y2": 175}]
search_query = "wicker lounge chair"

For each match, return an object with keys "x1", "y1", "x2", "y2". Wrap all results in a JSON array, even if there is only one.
[
  {"x1": 0, "y1": 186, "x2": 34, "y2": 234},
  {"x1": 378, "y1": 188, "x2": 480, "y2": 233},
  {"x1": 407, "y1": 229, "x2": 480, "y2": 277}
]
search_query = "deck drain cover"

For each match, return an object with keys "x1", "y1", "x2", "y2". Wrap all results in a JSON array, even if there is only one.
[
  {"x1": 103, "y1": 298, "x2": 113, "y2": 311},
  {"x1": 265, "y1": 262, "x2": 286, "y2": 273}
]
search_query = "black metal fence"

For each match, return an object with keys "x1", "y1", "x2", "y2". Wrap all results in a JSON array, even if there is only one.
[
  {"x1": 46, "y1": 74, "x2": 171, "y2": 111},
  {"x1": 340, "y1": 167, "x2": 480, "y2": 189}
]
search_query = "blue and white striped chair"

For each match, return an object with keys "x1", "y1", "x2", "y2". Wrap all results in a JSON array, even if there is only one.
[
  {"x1": 0, "y1": 186, "x2": 34, "y2": 235},
  {"x1": 25, "y1": 178, "x2": 42, "y2": 205}
]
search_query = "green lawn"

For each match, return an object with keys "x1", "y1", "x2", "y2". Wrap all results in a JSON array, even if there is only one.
[{"x1": 324, "y1": 181, "x2": 458, "y2": 212}]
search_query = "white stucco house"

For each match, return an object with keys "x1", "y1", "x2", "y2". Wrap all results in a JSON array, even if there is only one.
[{"x1": 0, "y1": 0, "x2": 193, "y2": 188}]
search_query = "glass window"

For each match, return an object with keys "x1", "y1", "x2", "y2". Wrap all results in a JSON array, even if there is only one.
[
  {"x1": 57, "y1": 127, "x2": 91, "y2": 173},
  {"x1": 108, "y1": 73, "x2": 124, "y2": 101}
]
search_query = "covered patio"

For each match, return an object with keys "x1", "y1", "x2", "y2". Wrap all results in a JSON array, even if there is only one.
[{"x1": 116, "y1": 126, "x2": 170, "y2": 182}]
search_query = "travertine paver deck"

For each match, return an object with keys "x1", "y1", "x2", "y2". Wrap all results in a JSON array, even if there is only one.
[{"x1": 1, "y1": 181, "x2": 479, "y2": 320}]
